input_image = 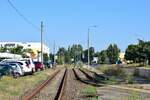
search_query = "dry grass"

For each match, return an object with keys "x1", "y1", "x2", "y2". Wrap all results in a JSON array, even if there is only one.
[
  {"x1": 0, "y1": 69, "x2": 54, "y2": 100},
  {"x1": 144, "y1": 65, "x2": 150, "y2": 68}
]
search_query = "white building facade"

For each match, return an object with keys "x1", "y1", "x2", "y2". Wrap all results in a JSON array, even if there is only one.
[{"x1": 0, "y1": 42, "x2": 50, "y2": 61}]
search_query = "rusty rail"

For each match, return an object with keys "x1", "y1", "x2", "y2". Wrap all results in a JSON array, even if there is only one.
[
  {"x1": 22, "y1": 69, "x2": 60, "y2": 100},
  {"x1": 54, "y1": 68, "x2": 68, "y2": 100},
  {"x1": 79, "y1": 68, "x2": 98, "y2": 83},
  {"x1": 73, "y1": 68, "x2": 101, "y2": 87},
  {"x1": 83, "y1": 68, "x2": 109, "y2": 80}
]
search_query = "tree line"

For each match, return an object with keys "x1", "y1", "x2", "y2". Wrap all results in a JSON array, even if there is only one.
[
  {"x1": 50, "y1": 44, "x2": 120, "y2": 65},
  {"x1": 0, "y1": 45, "x2": 33, "y2": 57},
  {"x1": 54, "y1": 40, "x2": 150, "y2": 65}
]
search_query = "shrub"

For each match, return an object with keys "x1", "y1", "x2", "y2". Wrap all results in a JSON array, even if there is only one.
[
  {"x1": 76, "y1": 61, "x2": 83, "y2": 68},
  {"x1": 103, "y1": 66, "x2": 125, "y2": 77},
  {"x1": 134, "y1": 69, "x2": 139, "y2": 76},
  {"x1": 125, "y1": 73, "x2": 134, "y2": 84}
]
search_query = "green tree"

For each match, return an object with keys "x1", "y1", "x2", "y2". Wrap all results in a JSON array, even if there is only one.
[
  {"x1": 83, "y1": 47, "x2": 95, "y2": 64},
  {"x1": 125, "y1": 44, "x2": 139, "y2": 63},
  {"x1": 10, "y1": 45, "x2": 24, "y2": 55},
  {"x1": 22, "y1": 48, "x2": 34, "y2": 58},
  {"x1": 64, "y1": 46, "x2": 71, "y2": 64},
  {"x1": 89, "y1": 47, "x2": 95, "y2": 64},
  {"x1": 83, "y1": 49, "x2": 88, "y2": 62},
  {"x1": 144, "y1": 41, "x2": 150, "y2": 65},
  {"x1": 43, "y1": 53, "x2": 49, "y2": 62},
  {"x1": 0, "y1": 47, "x2": 8, "y2": 52},
  {"x1": 138, "y1": 39, "x2": 148, "y2": 65},
  {"x1": 57, "y1": 47, "x2": 66, "y2": 64},
  {"x1": 107, "y1": 44, "x2": 120, "y2": 64},
  {"x1": 49, "y1": 53, "x2": 54, "y2": 62},
  {"x1": 98, "y1": 50, "x2": 108, "y2": 64},
  {"x1": 70, "y1": 44, "x2": 83, "y2": 63},
  {"x1": 125, "y1": 40, "x2": 150, "y2": 65}
]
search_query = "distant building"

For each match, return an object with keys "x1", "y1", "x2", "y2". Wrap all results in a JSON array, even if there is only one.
[
  {"x1": 119, "y1": 52, "x2": 125, "y2": 63},
  {"x1": 0, "y1": 42, "x2": 50, "y2": 61},
  {"x1": 92, "y1": 57, "x2": 98, "y2": 64},
  {"x1": 0, "y1": 52, "x2": 22, "y2": 60}
]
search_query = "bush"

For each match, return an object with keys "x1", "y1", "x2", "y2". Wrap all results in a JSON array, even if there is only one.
[
  {"x1": 125, "y1": 74, "x2": 134, "y2": 84},
  {"x1": 75, "y1": 61, "x2": 83, "y2": 68},
  {"x1": 134, "y1": 69, "x2": 139, "y2": 76},
  {"x1": 96, "y1": 64, "x2": 135, "y2": 84},
  {"x1": 103, "y1": 66, "x2": 125, "y2": 77}
]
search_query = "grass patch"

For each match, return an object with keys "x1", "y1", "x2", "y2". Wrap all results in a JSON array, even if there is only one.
[
  {"x1": 96, "y1": 65, "x2": 135, "y2": 84},
  {"x1": 81, "y1": 85, "x2": 98, "y2": 100},
  {"x1": 126, "y1": 63, "x2": 141, "y2": 67},
  {"x1": 125, "y1": 74, "x2": 134, "y2": 84},
  {"x1": 144, "y1": 65, "x2": 150, "y2": 68},
  {"x1": 102, "y1": 76, "x2": 118, "y2": 85},
  {"x1": 0, "y1": 69, "x2": 54, "y2": 99},
  {"x1": 128, "y1": 91, "x2": 141, "y2": 100},
  {"x1": 82, "y1": 85, "x2": 96, "y2": 95}
]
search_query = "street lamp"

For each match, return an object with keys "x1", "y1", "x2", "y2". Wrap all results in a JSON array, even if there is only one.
[
  {"x1": 41, "y1": 21, "x2": 43, "y2": 66},
  {"x1": 87, "y1": 25, "x2": 98, "y2": 68}
]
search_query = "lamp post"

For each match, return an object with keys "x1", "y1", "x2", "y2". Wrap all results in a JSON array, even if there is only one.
[
  {"x1": 87, "y1": 25, "x2": 97, "y2": 68},
  {"x1": 41, "y1": 21, "x2": 43, "y2": 66}
]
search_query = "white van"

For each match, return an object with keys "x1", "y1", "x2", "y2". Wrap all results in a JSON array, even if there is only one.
[{"x1": 20, "y1": 58, "x2": 35, "y2": 73}]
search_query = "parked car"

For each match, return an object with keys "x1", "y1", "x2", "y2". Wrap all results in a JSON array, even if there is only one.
[
  {"x1": 20, "y1": 58, "x2": 35, "y2": 73},
  {"x1": 44, "y1": 61, "x2": 53, "y2": 68},
  {"x1": 34, "y1": 61, "x2": 44, "y2": 71},
  {"x1": 6, "y1": 62, "x2": 24, "y2": 76},
  {"x1": 0, "y1": 64, "x2": 13, "y2": 77},
  {"x1": 3, "y1": 60, "x2": 33, "y2": 75},
  {"x1": 17, "y1": 61, "x2": 33, "y2": 75}
]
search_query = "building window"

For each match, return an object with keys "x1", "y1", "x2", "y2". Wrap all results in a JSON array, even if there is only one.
[{"x1": 28, "y1": 44, "x2": 31, "y2": 47}]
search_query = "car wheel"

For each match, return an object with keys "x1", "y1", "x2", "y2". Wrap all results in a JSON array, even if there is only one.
[
  {"x1": 13, "y1": 73, "x2": 20, "y2": 78},
  {"x1": 32, "y1": 68, "x2": 35, "y2": 73},
  {"x1": 31, "y1": 69, "x2": 34, "y2": 74}
]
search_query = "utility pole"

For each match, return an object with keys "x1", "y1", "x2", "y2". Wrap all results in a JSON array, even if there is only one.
[
  {"x1": 87, "y1": 25, "x2": 97, "y2": 68},
  {"x1": 53, "y1": 40, "x2": 56, "y2": 63},
  {"x1": 41, "y1": 21, "x2": 43, "y2": 65},
  {"x1": 87, "y1": 28, "x2": 90, "y2": 68}
]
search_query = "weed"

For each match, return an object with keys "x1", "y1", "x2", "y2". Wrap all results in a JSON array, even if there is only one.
[
  {"x1": 125, "y1": 74, "x2": 134, "y2": 84},
  {"x1": 81, "y1": 85, "x2": 98, "y2": 100},
  {"x1": 128, "y1": 91, "x2": 141, "y2": 100},
  {"x1": 0, "y1": 69, "x2": 54, "y2": 99}
]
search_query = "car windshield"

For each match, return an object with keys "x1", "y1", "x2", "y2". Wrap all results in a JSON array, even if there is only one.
[
  {"x1": 0, "y1": 65, "x2": 5, "y2": 70},
  {"x1": 21, "y1": 60, "x2": 30, "y2": 64},
  {"x1": 9, "y1": 64, "x2": 17, "y2": 70},
  {"x1": 0, "y1": 64, "x2": 11, "y2": 71},
  {"x1": 17, "y1": 62, "x2": 23, "y2": 65},
  {"x1": 34, "y1": 62, "x2": 40, "y2": 64},
  {"x1": 27, "y1": 60, "x2": 31, "y2": 64}
]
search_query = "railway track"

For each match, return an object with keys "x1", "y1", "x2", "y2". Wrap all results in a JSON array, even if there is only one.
[
  {"x1": 21, "y1": 68, "x2": 68, "y2": 100},
  {"x1": 73, "y1": 68, "x2": 109, "y2": 86},
  {"x1": 54, "y1": 69, "x2": 68, "y2": 100},
  {"x1": 73, "y1": 68, "x2": 102, "y2": 86},
  {"x1": 83, "y1": 68, "x2": 109, "y2": 80},
  {"x1": 21, "y1": 67, "x2": 150, "y2": 100}
]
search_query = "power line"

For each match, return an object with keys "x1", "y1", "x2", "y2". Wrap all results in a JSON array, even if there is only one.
[{"x1": 7, "y1": 0, "x2": 40, "y2": 31}]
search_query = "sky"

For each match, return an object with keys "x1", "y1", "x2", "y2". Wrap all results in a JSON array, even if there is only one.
[{"x1": 0, "y1": 0, "x2": 150, "y2": 52}]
